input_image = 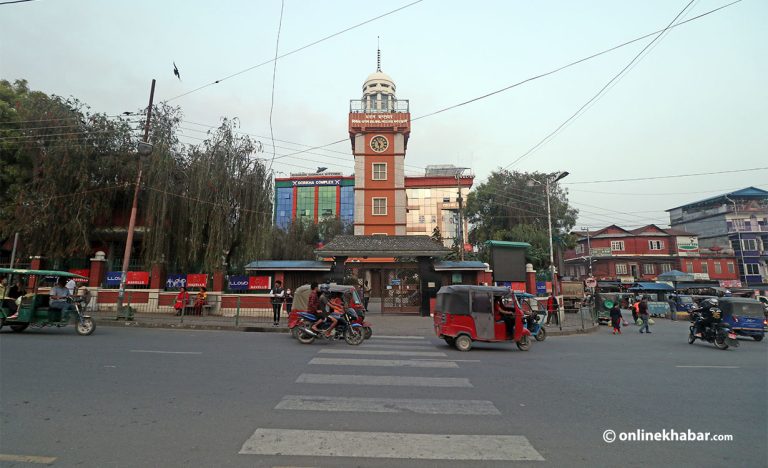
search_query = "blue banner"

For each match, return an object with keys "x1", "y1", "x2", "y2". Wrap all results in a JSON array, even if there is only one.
[
  {"x1": 536, "y1": 282, "x2": 547, "y2": 296},
  {"x1": 166, "y1": 274, "x2": 187, "y2": 289},
  {"x1": 106, "y1": 271, "x2": 122, "y2": 286},
  {"x1": 228, "y1": 275, "x2": 249, "y2": 291}
]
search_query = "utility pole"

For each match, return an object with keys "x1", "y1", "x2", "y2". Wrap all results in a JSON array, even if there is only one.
[
  {"x1": 456, "y1": 172, "x2": 464, "y2": 261},
  {"x1": 116, "y1": 79, "x2": 156, "y2": 317},
  {"x1": 725, "y1": 195, "x2": 748, "y2": 287},
  {"x1": 581, "y1": 225, "x2": 592, "y2": 277}
]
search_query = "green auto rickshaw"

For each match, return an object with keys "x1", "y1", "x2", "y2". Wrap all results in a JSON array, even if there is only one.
[{"x1": 0, "y1": 268, "x2": 95, "y2": 335}]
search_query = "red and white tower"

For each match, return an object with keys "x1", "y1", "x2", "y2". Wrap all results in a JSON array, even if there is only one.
[{"x1": 348, "y1": 52, "x2": 410, "y2": 235}]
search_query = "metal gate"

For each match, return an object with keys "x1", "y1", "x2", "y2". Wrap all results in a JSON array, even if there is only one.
[{"x1": 380, "y1": 268, "x2": 421, "y2": 314}]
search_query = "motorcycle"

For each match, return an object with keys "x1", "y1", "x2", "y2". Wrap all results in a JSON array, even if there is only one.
[
  {"x1": 287, "y1": 284, "x2": 372, "y2": 340},
  {"x1": 688, "y1": 310, "x2": 739, "y2": 350},
  {"x1": 296, "y1": 309, "x2": 364, "y2": 345},
  {"x1": 524, "y1": 310, "x2": 547, "y2": 342}
]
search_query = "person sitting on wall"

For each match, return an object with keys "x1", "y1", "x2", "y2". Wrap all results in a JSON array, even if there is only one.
[{"x1": 193, "y1": 287, "x2": 208, "y2": 316}]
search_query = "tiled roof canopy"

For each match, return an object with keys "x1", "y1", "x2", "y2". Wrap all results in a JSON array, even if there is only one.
[{"x1": 316, "y1": 235, "x2": 451, "y2": 258}]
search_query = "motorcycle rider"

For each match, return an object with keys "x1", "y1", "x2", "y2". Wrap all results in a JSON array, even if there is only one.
[{"x1": 692, "y1": 298, "x2": 720, "y2": 338}]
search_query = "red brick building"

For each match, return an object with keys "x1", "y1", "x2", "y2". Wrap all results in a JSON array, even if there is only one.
[{"x1": 563, "y1": 224, "x2": 739, "y2": 283}]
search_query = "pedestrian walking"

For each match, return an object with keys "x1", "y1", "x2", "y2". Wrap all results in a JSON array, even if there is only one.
[
  {"x1": 545, "y1": 293, "x2": 559, "y2": 325},
  {"x1": 609, "y1": 302, "x2": 622, "y2": 334},
  {"x1": 363, "y1": 280, "x2": 371, "y2": 310},
  {"x1": 270, "y1": 280, "x2": 285, "y2": 326},
  {"x1": 638, "y1": 297, "x2": 651, "y2": 334}
]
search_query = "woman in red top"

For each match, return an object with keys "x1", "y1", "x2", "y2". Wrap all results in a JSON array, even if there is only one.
[{"x1": 174, "y1": 287, "x2": 190, "y2": 316}]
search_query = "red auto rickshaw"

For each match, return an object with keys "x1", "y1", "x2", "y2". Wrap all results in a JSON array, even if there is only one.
[{"x1": 433, "y1": 285, "x2": 531, "y2": 352}]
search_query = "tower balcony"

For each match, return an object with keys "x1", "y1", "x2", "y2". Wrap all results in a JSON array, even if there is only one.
[{"x1": 350, "y1": 98, "x2": 409, "y2": 114}]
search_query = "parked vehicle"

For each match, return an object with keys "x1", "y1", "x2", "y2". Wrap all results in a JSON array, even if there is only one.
[
  {"x1": 718, "y1": 297, "x2": 765, "y2": 342},
  {"x1": 433, "y1": 285, "x2": 532, "y2": 352},
  {"x1": 515, "y1": 292, "x2": 547, "y2": 341},
  {"x1": 295, "y1": 308, "x2": 365, "y2": 345},
  {"x1": 595, "y1": 292, "x2": 634, "y2": 325},
  {"x1": 560, "y1": 280, "x2": 584, "y2": 312},
  {"x1": 668, "y1": 294, "x2": 696, "y2": 313},
  {"x1": 688, "y1": 307, "x2": 739, "y2": 350},
  {"x1": 0, "y1": 268, "x2": 95, "y2": 336},
  {"x1": 287, "y1": 284, "x2": 372, "y2": 339}
]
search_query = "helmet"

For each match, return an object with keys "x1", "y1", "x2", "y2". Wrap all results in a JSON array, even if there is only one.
[{"x1": 701, "y1": 298, "x2": 719, "y2": 308}]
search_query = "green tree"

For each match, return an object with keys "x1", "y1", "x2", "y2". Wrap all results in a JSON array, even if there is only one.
[{"x1": 465, "y1": 170, "x2": 578, "y2": 270}]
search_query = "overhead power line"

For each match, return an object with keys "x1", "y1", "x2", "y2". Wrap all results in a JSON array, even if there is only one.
[
  {"x1": 267, "y1": 0, "x2": 286, "y2": 172},
  {"x1": 253, "y1": 0, "x2": 739, "y2": 171},
  {"x1": 413, "y1": 0, "x2": 740, "y2": 124},
  {"x1": 503, "y1": 0, "x2": 698, "y2": 169},
  {"x1": 165, "y1": 0, "x2": 425, "y2": 103},
  {"x1": 563, "y1": 167, "x2": 768, "y2": 185},
  {"x1": 0, "y1": 0, "x2": 37, "y2": 5}
]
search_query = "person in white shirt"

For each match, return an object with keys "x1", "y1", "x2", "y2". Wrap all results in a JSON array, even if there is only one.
[{"x1": 65, "y1": 278, "x2": 77, "y2": 296}]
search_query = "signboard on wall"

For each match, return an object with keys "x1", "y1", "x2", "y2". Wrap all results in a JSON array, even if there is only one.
[
  {"x1": 68, "y1": 269, "x2": 90, "y2": 283},
  {"x1": 590, "y1": 247, "x2": 612, "y2": 257},
  {"x1": 126, "y1": 271, "x2": 149, "y2": 285},
  {"x1": 166, "y1": 274, "x2": 187, "y2": 289},
  {"x1": 676, "y1": 236, "x2": 700, "y2": 256},
  {"x1": 228, "y1": 275, "x2": 249, "y2": 291},
  {"x1": 719, "y1": 280, "x2": 742, "y2": 288},
  {"x1": 106, "y1": 271, "x2": 149, "y2": 286},
  {"x1": 105, "y1": 271, "x2": 121, "y2": 286},
  {"x1": 291, "y1": 179, "x2": 341, "y2": 186},
  {"x1": 692, "y1": 273, "x2": 710, "y2": 280},
  {"x1": 248, "y1": 276, "x2": 271, "y2": 290},
  {"x1": 186, "y1": 274, "x2": 208, "y2": 288}
]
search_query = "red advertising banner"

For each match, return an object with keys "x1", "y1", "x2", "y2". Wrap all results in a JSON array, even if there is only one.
[
  {"x1": 248, "y1": 276, "x2": 271, "y2": 290},
  {"x1": 126, "y1": 271, "x2": 150, "y2": 285},
  {"x1": 68, "y1": 269, "x2": 90, "y2": 283},
  {"x1": 186, "y1": 274, "x2": 208, "y2": 288}
]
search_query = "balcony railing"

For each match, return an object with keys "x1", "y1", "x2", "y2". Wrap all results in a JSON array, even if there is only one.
[
  {"x1": 350, "y1": 99, "x2": 409, "y2": 113},
  {"x1": 727, "y1": 225, "x2": 768, "y2": 233}
]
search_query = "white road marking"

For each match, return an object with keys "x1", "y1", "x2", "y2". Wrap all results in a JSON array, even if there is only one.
[
  {"x1": 319, "y1": 349, "x2": 447, "y2": 357},
  {"x1": 370, "y1": 335, "x2": 426, "y2": 340},
  {"x1": 275, "y1": 395, "x2": 500, "y2": 415},
  {"x1": 675, "y1": 365, "x2": 741, "y2": 368},
  {"x1": 359, "y1": 344, "x2": 435, "y2": 350},
  {"x1": 309, "y1": 357, "x2": 458, "y2": 368},
  {"x1": 239, "y1": 429, "x2": 544, "y2": 461},
  {"x1": 363, "y1": 340, "x2": 433, "y2": 346},
  {"x1": 296, "y1": 373, "x2": 473, "y2": 388},
  {"x1": 130, "y1": 350, "x2": 202, "y2": 355},
  {"x1": 413, "y1": 358, "x2": 481, "y2": 362},
  {"x1": 0, "y1": 454, "x2": 57, "y2": 464}
]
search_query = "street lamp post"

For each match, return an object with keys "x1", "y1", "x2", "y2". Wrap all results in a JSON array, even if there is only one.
[
  {"x1": 725, "y1": 195, "x2": 748, "y2": 287},
  {"x1": 530, "y1": 171, "x2": 569, "y2": 330}
]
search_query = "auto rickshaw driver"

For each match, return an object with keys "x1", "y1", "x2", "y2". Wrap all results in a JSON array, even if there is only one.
[
  {"x1": 494, "y1": 296, "x2": 516, "y2": 337},
  {"x1": 50, "y1": 277, "x2": 76, "y2": 321}
]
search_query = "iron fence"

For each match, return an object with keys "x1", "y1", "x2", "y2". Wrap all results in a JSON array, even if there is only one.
[{"x1": 86, "y1": 291, "x2": 285, "y2": 327}]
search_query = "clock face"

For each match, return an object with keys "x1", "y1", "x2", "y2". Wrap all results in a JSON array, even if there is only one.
[{"x1": 370, "y1": 135, "x2": 389, "y2": 153}]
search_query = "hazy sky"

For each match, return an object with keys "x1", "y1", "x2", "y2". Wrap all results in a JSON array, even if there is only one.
[{"x1": 2, "y1": 0, "x2": 766, "y2": 229}]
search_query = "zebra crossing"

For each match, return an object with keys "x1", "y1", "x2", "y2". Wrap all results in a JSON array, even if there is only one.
[{"x1": 238, "y1": 334, "x2": 544, "y2": 463}]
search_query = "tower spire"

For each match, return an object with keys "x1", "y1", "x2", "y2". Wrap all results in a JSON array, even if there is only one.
[{"x1": 377, "y1": 36, "x2": 381, "y2": 72}]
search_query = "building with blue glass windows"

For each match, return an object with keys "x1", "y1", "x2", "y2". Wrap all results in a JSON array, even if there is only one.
[{"x1": 274, "y1": 173, "x2": 355, "y2": 230}]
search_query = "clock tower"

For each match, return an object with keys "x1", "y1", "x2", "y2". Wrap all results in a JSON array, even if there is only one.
[{"x1": 348, "y1": 55, "x2": 410, "y2": 235}]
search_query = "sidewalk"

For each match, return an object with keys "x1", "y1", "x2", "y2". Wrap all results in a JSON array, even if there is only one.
[{"x1": 93, "y1": 310, "x2": 598, "y2": 337}]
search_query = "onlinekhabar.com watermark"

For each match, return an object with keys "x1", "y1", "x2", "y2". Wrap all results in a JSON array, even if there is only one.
[{"x1": 603, "y1": 429, "x2": 734, "y2": 443}]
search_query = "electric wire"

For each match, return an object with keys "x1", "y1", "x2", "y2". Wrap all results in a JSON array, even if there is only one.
[
  {"x1": 164, "y1": 0, "x2": 425, "y2": 103},
  {"x1": 502, "y1": 0, "x2": 698, "y2": 170},
  {"x1": 267, "y1": 0, "x2": 286, "y2": 172}
]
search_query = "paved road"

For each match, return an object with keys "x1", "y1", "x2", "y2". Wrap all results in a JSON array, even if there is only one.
[{"x1": 0, "y1": 317, "x2": 765, "y2": 467}]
